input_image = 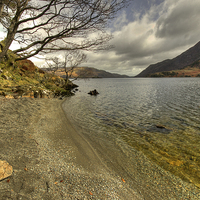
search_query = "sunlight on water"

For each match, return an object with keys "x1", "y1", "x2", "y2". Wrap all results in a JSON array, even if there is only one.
[{"x1": 63, "y1": 78, "x2": 200, "y2": 187}]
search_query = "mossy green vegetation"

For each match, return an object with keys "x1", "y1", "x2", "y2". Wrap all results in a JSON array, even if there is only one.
[{"x1": 0, "y1": 47, "x2": 76, "y2": 98}]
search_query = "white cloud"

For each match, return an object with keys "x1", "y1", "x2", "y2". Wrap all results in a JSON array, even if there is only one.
[{"x1": 113, "y1": 10, "x2": 128, "y2": 31}]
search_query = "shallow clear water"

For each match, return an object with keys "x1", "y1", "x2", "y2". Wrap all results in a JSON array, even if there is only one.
[{"x1": 63, "y1": 78, "x2": 200, "y2": 187}]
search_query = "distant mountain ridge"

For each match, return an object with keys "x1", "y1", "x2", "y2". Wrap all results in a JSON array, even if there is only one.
[
  {"x1": 55, "y1": 67, "x2": 130, "y2": 78},
  {"x1": 136, "y1": 41, "x2": 200, "y2": 77}
]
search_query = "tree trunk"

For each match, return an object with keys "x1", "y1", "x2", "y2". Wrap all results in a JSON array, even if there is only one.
[
  {"x1": 65, "y1": 71, "x2": 69, "y2": 85},
  {"x1": 0, "y1": 23, "x2": 17, "y2": 62},
  {"x1": 0, "y1": 1, "x2": 3, "y2": 18},
  {"x1": 0, "y1": 1, "x2": 28, "y2": 63}
]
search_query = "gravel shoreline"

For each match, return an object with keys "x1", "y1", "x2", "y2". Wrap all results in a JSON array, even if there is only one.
[{"x1": 0, "y1": 97, "x2": 200, "y2": 199}]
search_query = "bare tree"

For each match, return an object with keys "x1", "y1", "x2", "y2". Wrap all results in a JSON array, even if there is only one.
[
  {"x1": 0, "y1": 0, "x2": 129, "y2": 62},
  {"x1": 44, "y1": 50, "x2": 86, "y2": 85},
  {"x1": 61, "y1": 50, "x2": 86, "y2": 84},
  {"x1": 45, "y1": 57, "x2": 60, "y2": 75}
]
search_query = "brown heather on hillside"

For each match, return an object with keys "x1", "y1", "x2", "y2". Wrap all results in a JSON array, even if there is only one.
[{"x1": 52, "y1": 67, "x2": 130, "y2": 78}]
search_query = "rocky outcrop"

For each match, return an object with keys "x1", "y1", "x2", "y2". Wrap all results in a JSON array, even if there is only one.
[
  {"x1": 16, "y1": 60, "x2": 37, "y2": 72},
  {"x1": 2, "y1": 85, "x2": 54, "y2": 99},
  {"x1": 88, "y1": 89, "x2": 99, "y2": 95}
]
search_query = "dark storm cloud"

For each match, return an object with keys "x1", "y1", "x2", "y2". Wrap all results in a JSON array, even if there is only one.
[{"x1": 155, "y1": 0, "x2": 200, "y2": 39}]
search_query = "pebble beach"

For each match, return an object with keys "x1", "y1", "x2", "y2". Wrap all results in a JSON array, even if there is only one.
[{"x1": 0, "y1": 97, "x2": 200, "y2": 199}]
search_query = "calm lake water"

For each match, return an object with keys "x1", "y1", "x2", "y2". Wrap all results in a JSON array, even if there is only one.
[{"x1": 63, "y1": 78, "x2": 200, "y2": 187}]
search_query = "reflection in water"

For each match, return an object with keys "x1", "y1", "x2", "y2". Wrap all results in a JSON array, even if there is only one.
[{"x1": 63, "y1": 78, "x2": 200, "y2": 187}]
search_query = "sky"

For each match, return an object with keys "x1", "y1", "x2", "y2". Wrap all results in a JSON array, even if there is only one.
[
  {"x1": 1, "y1": 0, "x2": 200, "y2": 76},
  {"x1": 82, "y1": 0, "x2": 200, "y2": 76}
]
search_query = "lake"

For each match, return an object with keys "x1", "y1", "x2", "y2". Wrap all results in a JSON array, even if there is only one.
[{"x1": 63, "y1": 78, "x2": 200, "y2": 187}]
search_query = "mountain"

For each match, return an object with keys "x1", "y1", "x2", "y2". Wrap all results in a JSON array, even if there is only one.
[
  {"x1": 147, "y1": 59, "x2": 200, "y2": 77},
  {"x1": 136, "y1": 41, "x2": 200, "y2": 77},
  {"x1": 54, "y1": 67, "x2": 131, "y2": 78}
]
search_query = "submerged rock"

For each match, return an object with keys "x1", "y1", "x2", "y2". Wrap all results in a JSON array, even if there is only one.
[
  {"x1": 146, "y1": 124, "x2": 171, "y2": 134},
  {"x1": 156, "y1": 124, "x2": 166, "y2": 129},
  {"x1": 0, "y1": 160, "x2": 13, "y2": 181}
]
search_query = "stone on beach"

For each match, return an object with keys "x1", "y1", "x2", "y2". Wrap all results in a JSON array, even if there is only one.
[{"x1": 0, "y1": 160, "x2": 13, "y2": 181}]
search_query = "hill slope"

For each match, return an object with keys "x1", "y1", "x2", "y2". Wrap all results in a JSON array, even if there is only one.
[
  {"x1": 0, "y1": 50, "x2": 76, "y2": 98},
  {"x1": 136, "y1": 41, "x2": 200, "y2": 77},
  {"x1": 148, "y1": 59, "x2": 200, "y2": 77},
  {"x1": 54, "y1": 67, "x2": 130, "y2": 78}
]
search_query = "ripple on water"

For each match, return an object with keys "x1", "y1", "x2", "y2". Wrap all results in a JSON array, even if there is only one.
[{"x1": 63, "y1": 78, "x2": 200, "y2": 188}]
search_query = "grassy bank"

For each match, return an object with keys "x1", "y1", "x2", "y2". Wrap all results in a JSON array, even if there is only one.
[{"x1": 0, "y1": 49, "x2": 76, "y2": 98}]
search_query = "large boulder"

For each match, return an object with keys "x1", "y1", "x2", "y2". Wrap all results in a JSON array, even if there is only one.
[{"x1": 16, "y1": 60, "x2": 37, "y2": 72}]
